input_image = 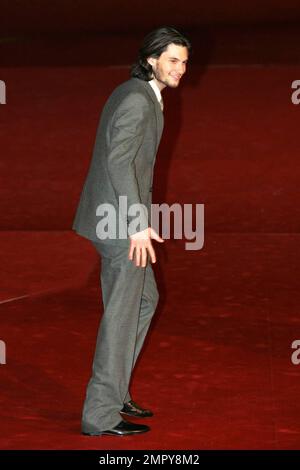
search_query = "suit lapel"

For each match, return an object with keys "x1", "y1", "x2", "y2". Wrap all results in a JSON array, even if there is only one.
[{"x1": 131, "y1": 78, "x2": 164, "y2": 152}]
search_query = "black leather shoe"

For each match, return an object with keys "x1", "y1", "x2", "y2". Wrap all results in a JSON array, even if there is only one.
[
  {"x1": 120, "y1": 400, "x2": 153, "y2": 418},
  {"x1": 82, "y1": 420, "x2": 150, "y2": 436}
]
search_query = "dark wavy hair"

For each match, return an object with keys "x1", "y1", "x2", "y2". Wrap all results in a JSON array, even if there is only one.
[{"x1": 130, "y1": 26, "x2": 192, "y2": 81}]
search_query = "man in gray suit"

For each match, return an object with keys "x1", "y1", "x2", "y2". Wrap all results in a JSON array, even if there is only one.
[{"x1": 73, "y1": 26, "x2": 191, "y2": 436}]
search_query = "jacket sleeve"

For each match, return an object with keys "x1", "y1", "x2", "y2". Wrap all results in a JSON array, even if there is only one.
[{"x1": 106, "y1": 92, "x2": 150, "y2": 235}]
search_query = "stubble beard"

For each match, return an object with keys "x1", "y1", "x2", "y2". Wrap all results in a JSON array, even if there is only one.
[{"x1": 152, "y1": 66, "x2": 180, "y2": 89}]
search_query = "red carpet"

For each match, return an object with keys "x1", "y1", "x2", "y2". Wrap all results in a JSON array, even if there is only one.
[
  {"x1": 1, "y1": 30, "x2": 300, "y2": 449},
  {"x1": 1, "y1": 235, "x2": 300, "y2": 449}
]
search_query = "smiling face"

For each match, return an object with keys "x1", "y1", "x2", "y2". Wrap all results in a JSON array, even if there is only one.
[{"x1": 147, "y1": 43, "x2": 189, "y2": 91}]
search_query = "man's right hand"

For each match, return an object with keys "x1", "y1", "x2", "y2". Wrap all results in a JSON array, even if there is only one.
[{"x1": 129, "y1": 228, "x2": 164, "y2": 267}]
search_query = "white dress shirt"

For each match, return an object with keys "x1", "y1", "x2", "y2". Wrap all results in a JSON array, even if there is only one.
[{"x1": 148, "y1": 79, "x2": 163, "y2": 111}]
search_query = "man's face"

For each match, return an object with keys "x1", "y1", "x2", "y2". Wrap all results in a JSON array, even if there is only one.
[{"x1": 147, "y1": 43, "x2": 189, "y2": 90}]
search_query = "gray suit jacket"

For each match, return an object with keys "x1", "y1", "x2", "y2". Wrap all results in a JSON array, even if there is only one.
[{"x1": 72, "y1": 77, "x2": 164, "y2": 242}]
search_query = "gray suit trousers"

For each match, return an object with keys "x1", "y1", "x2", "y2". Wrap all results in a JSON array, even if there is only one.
[{"x1": 81, "y1": 240, "x2": 159, "y2": 433}]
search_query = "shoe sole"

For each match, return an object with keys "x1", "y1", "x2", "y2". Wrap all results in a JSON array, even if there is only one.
[
  {"x1": 82, "y1": 429, "x2": 150, "y2": 437},
  {"x1": 120, "y1": 411, "x2": 153, "y2": 418}
]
